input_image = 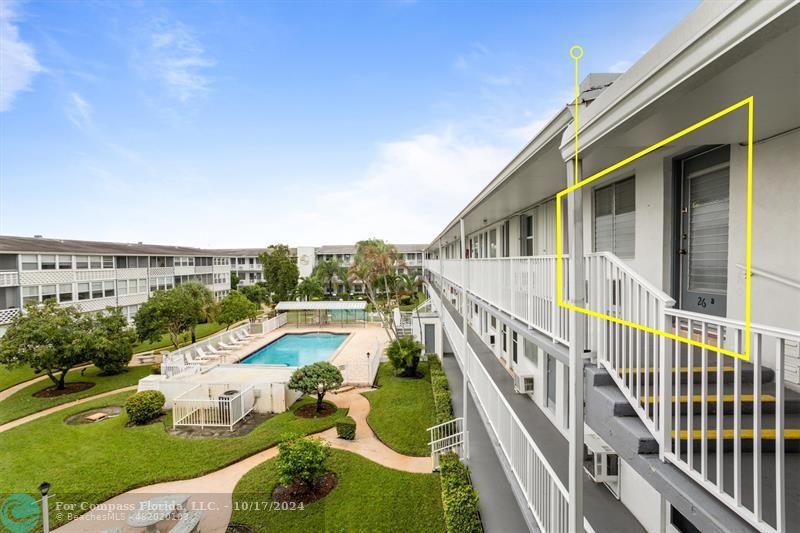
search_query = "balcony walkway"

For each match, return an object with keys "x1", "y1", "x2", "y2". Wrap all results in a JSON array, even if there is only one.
[{"x1": 440, "y1": 295, "x2": 646, "y2": 533}]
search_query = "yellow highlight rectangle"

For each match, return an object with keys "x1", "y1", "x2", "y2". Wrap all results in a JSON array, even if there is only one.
[{"x1": 555, "y1": 94, "x2": 754, "y2": 361}]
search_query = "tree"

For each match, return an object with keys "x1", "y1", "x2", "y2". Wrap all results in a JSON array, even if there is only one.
[
  {"x1": 134, "y1": 288, "x2": 197, "y2": 350},
  {"x1": 287, "y1": 361, "x2": 343, "y2": 412},
  {"x1": 86, "y1": 307, "x2": 137, "y2": 375},
  {"x1": 350, "y1": 239, "x2": 400, "y2": 337},
  {"x1": 295, "y1": 277, "x2": 324, "y2": 301},
  {"x1": 0, "y1": 301, "x2": 91, "y2": 389},
  {"x1": 312, "y1": 259, "x2": 347, "y2": 295},
  {"x1": 230, "y1": 273, "x2": 240, "y2": 290},
  {"x1": 240, "y1": 284, "x2": 269, "y2": 307},
  {"x1": 386, "y1": 335, "x2": 424, "y2": 378},
  {"x1": 176, "y1": 282, "x2": 217, "y2": 343},
  {"x1": 259, "y1": 245, "x2": 300, "y2": 304},
  {"x1": 276, "y1": 434, "x2": 331, "y2": 494},
  {"x1": 217, "y1": 290, "x2": 258, "y2": 329}
]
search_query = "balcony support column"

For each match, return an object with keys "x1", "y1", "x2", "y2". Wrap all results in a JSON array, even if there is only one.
[
  {"x1": 460, "y1": 217, "x2": 470, "y2": 462},
  {"x1": 566, "y1": 158, "x2": 585, "y2": 533}
]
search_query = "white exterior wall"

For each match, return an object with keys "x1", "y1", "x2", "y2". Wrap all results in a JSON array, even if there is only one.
[{"x1": 618, "y1": 458, "x2": 663, "y2": 533}]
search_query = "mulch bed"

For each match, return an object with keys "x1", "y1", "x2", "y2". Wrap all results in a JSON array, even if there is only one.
[
  {"x1": 64, "y1": 406, "x2": 123, "y2": 425},
  {"x1": 33, "y1": 381, "x2": 95, "y2": 397},
  {"x1": 272, "y1": 472, "x2": 338, "y2": 505},
  {"x1": 295, "y1": 401, "x2": 337, "y2": 418}
]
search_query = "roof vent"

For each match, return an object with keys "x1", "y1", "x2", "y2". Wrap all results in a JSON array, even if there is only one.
[
  {"x1": 33, "y1": 235, "x2": 43, "y2": 238},
  {"x1": 137, "y1": 241, "x2": 143, "y2": 245}
]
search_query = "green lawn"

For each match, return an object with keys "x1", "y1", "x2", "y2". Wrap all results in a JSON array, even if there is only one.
[
  {"x1": 131, "y1": 321, "x2": 228, "y2": 353},
  {"x1": 0, "y1": 392, "x2": 347, "y2": 529},
  {"x1": 0, "y1": 365, "x2": 153, "y2": 425},
  {"x1": 231, "y1": 449, "x2": 445, "y2": 533},
  {"x1": 0, "y1": 366, "x2": 41, "y2": 392},
  {"x1": 363, "y1": 362, "x2": 435, "y2": 457}
]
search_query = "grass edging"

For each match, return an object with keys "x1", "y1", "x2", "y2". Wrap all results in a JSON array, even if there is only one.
[{"x1": 440, "y1": 452, "x2": 483, "y2": 533}]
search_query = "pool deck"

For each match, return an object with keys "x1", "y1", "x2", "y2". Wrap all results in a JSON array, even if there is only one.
[{"x1": 215, "y1": 323, "x2": 390, "y2": 370}]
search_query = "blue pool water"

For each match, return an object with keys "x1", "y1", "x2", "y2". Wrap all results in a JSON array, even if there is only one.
[{"x1": 239, "y1": 333, "x2": 348, "y2": 366}]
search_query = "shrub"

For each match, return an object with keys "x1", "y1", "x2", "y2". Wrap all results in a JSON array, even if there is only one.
[
  {"x1": 150, "y1": 363, "x2": 161, "y2": 375},
  {"x1": 399, "y1": 294, "x2": 412, "y2": 305},
  {"x1": 336, "y1": 416, "x2": 356, "y2": 440},
  {"x1": 386, "y1": 335, "x2": 424, "y2": 377},
  {"x1": 124, "y1": 390, "x2": 165, "y2": 425},
  {"x1": 276, "y1": 434, "x2": 331, "y2": 490},
  {"x1": 429, "y1": 355, "x2": 454, "y2": 424},
  {"x1": 439, "y1": 453, "x2": 482, "y2": 533}
]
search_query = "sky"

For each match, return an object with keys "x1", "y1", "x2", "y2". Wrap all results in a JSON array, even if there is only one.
[{"x1": 0, "y1": 0, "x2": 699, "y2": 249}]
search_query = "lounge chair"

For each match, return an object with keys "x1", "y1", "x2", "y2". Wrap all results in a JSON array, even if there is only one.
[{"x1": 205, "y1": 344, "x2": 229, "y2": 356}]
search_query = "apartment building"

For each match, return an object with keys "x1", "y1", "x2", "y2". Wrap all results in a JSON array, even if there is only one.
[
  {"x1": 420, "y1": 2, "x2": 799, "y2": 532},
  {"x1": 0, "y1": 237, "x2": 427, "y2": 334}
]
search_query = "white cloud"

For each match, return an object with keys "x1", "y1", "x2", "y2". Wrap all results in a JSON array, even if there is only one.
[
  {"x1": 608, "y1": 59, "x2": 633, "y2": 73},
  {"x1": 65, "y1": 92, "x2": 92, "y2": 130},
  {"x1": 0, "y1": 0, "x2": 42, "y2": 112},
  {"x1": 142, "y1": 20, "x2": 214, "y2": 103},
  {"x1": 296, "y1": 129, "x2": 515, "y2": 244}
]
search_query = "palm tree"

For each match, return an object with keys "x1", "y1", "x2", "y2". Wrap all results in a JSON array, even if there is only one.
[
  {"x1": 350, "y1": 239, "x2": 399, "y2": 338},
  {"x1": 312, "y1": 259, "x2": 347, "y2": 296}
]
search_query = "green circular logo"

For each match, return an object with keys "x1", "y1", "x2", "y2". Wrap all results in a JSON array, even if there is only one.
[{"x1": 0, "y1": 493, "x2": 40, "y2": 533}]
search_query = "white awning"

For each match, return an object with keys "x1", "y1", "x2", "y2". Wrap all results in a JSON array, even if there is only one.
[{"x1": 274, "y1": 301, "x2": 368, "y2": 311}]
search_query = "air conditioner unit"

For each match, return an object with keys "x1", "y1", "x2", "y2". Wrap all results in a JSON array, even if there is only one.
[
  {"x1": 514, "y1": 374, "x2": 535, "y2": 394},
  {"x1": 584, "y1": 428, "x2": 620, "y2": 498}
]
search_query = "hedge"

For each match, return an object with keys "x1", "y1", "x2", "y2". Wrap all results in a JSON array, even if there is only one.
[
  {"x1": 428, "y1": 355, "x2": 454, "y2": 424},
  {"x1": 124, "y1": 390, "x2": 165, "y2": 425},
  {"x1": 336, "y1": 416, "x2": 357, "y2": 440},
  {"x1": 440, "y1": 453, "x2": 482, "y2": 533}
]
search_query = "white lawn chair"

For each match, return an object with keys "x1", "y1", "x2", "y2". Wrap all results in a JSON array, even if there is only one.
[
  {"x1": 205, "y1": 344, "x2": 229, "y2": 356},
  {"x1": 194, "y1": 347, "x2": 216, "y2": 360},
  {"x1": 218, "y1": 338, "x2": 240, "y2": 350}
]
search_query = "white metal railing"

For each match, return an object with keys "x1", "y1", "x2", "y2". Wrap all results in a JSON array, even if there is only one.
[
  {"x1": 0, "y1": 272, "x2": 18, "y2": 287},
  {"x1": 428, "y1": 417, "x2": 465, "y2": 470},
  {"x1": 0, "y1": 307, "x2": 20, "y2": 325},
  {"x1": 736, "y1": 264, "x2": 800, "y2": 290},
  {"x1": 425, "y1": 252, "x2": 798, "y2": 533},
  {"x1": 339, "y1": 337, "x2": 384, "y2": 386},
  {"x1": 433, "y1": 295, "x2": 570, "y2": 532},
  {"x1": 172, "y1": 384, "x2": 255, "y2": 430},
  {"x1": 661, "y1": 309, "x2": 799, "y2": 533}
]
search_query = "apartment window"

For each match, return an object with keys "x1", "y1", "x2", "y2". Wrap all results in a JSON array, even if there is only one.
[
  {"x1": 103, "y1": 256, "x2": 114, "y2": 269},
  {"x1": 59, "y1": 283, "x2": 73, "y2": 302},
  {"x1": 41, "y1": 255, "x2": 56, "y2": 270},
  {"x1": 58, "y1": 255, "x2": 72, "y2": 269},
  {"x1": 502, "y1": 324, "x2": 507, "y2": 352},
  {"x1": 41, "y1": 285, "x2": 56, "y2": 302},
  {"x1": 103, "y1": 280, "x2": 115, "y2": 297},
  {"x1": 77, "y1": 283, "x2": 90, "y2": 300},
  {"x1": 90, "y1": 256, "x2": 101, "y2": 269},
  {"x1": 21, "y1": 255, "x2": 38, "y2": 271},
  {"x1": 489, "y1": 229, "x2": 497, "y2": 258},
  {"x1": 22, "y1": 286, "x2": 38, "y2": 304},
  {"x1": 524, "y1": 339, "x2": 538, "y2": 367},
  {"x1": 547, "y1": 354, "x2": 557, "y2": 411},
  {"x1": 594, "y1": 177, "x2": 635, "y2": 258},
  {"x1": 490, "y1": 316, "x2": 496, "y2": 330},
  {"x1": 91, "y1": 282, "x2": 103, "y2": 299},
  {"x1": 512, "y1": 331, "x2": 518, "y2": 363},
  {"x1": 117, "y1": 280, "x2": 128, "y2": 296},
  {"x1": 139, "y1": 278, "x2": 147, "y2": 293},
  {"x1": 115, "y1": 256, "x2": 127, "y2": 268},
  {"x1": 75, "y1": 256, "x2": 89, "y2": 269}
]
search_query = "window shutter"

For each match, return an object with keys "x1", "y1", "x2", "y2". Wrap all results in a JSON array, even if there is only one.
[
  {"x1": 594, "y1": 186, "x2": 614, "y2": 253},
  {"x1": 613, "y1": 178, "x2": 635, "y2": 258}
]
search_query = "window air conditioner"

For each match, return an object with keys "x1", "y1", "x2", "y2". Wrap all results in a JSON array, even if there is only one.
[
  {"x1": 584, "y1": 428, "x2": 620, "y2": 498},
  {"x1": 514, "y1": 374, "x2": 535, "y2": 394}
]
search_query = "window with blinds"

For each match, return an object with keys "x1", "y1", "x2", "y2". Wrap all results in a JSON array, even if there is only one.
[
  {"x1": 688, "y1": 168, "x2": 729, "y2": 293},
  {"x1": 593, "y1": 177, "x2": 635, "y2": 258}
]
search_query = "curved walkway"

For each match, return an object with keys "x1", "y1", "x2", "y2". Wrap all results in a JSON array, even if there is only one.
[
  {"x1": 0, "y1": 386, "x2": 137, "y2": 433},
  {"x1": 55, "y1": 388, "x2": 431, "y2": 533}
]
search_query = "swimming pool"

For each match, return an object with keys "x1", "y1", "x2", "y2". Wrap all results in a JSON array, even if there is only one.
[{"x1": 238, "y1": 332, "x2": 348, "y2": 366}]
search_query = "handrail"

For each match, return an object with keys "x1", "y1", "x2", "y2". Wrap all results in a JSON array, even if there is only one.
[
  {"x1": 736, "y1": 263, "x2": 800, "y2": 290},
  {"x1": 591, "y1": 251, "x2": 675, "y2": 305},
  {"x1": 665, "y1": 307, "x2": 800, "y2": 341}
]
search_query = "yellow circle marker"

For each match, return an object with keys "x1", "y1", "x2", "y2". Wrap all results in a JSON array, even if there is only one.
[{"x1": 569, "y1": 45, "x2": 584, "y2": 60}]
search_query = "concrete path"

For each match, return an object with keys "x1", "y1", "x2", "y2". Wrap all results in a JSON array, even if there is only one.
[
  {"x1": 0, "y1": 386, "x2": 137, "y2": 433},
  {"x1": 54, "y1": 388, "x2": 432, "y2": 533}
]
